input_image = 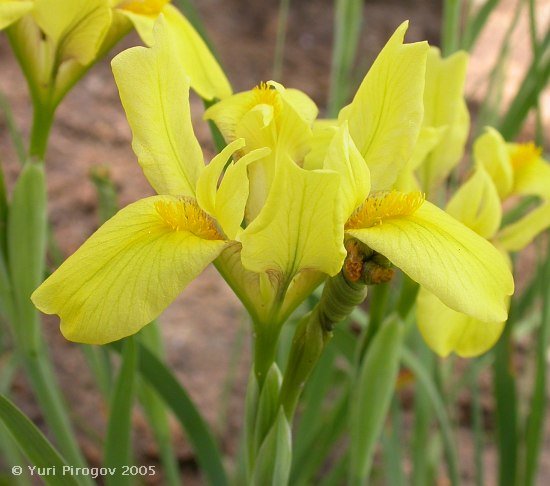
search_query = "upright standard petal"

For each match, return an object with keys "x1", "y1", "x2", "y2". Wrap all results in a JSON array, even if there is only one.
[
  {"x1": 162, "y1": 4, "x2": 232, "y2": 100},
  {"x1": 32, "y1": 196, "x2": 228, "y2": 344},
  {"x1": 32, "y1": 0, "x2": 112, "y2": 65},
  {"x1": 322, "y1": 122, "x2": 370, "y2": 221},
  {"x1": 239, "y1": 157, "x2": 345, "y2": 283},
  {"x1": 339, "y1": 21, "x2": 428, "y2": 190},
  {"x1": 474, "y1": 127, "x2": 513, "y2": 199},
  {"x1": 346, "y1": 193, "x2": 513, "y2": 322},
  {"x1": 112, "y1": 17, "x2": 204, "y2": 196},
  {"x1": 0, "y1": 0, "x2": 33, "y2": 30},
  {"x1": 446, "y1": 166, "x2": 501, "y2": 239},
  {"x1": 416, "y1": 48, "x2": 470, "y2": 192},
  {"x1": 416, "y1": 288, "x2": 505, "y2": 358}
]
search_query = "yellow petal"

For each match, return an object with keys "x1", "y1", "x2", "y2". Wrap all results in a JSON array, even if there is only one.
[
  {"x1": 416, "y1": 287, "x2": 505, "y2": 358},
  {"x1": 162, "y1": 4, "x2": 232, "y2": 100},
  {"x1": 508, "y1": 143, "x2": 550, "y2": 199},
  {"x1": 446, "y1": 166, "x2": 502, "y2": 239},
  {"x1": 216, "y1": 147, "x2": 271, "y2": 239},
  {"x1": 474, "y1": 127, "x2": 513, "y2": 199},
  {"x1": 497, "y1": 200, "x2": 550, "y2": 252},
  {"x1": 112, "y1": 16, "x2": 204, "y2": 196},
  {"x1": 418, "y1": 48, "x2": 470, "y2": 191},
  {"x1": 303, "y1": 122, "x2": 338, "y2": 170},
  {"x1": 339, "y1": 21, "x2": 428, "y2": 190},
  {"x1": 322, "y1": 122, "x2": 370, "y2": 220},
  {"x1": 32, "y1": 0, "x2": 112, "y2": 65},
  {"x1": 32, "y1": 196, "x2": 228, "y2": 344},
  {"x1": 0, "y1": 1, "x2": 33, "y2": 30},
  {"x1": 346, "y1": 196, "x2": 513, "y2": 322},
  {"x1": 268, "y1": 81, "x2": 318, "y2": 124},
  {"x1": 239, "y1": 157, "x2": 345, "y2": 282},
  {"x1": 196, "y1": 139, "x2": 246, "y2": 219}
]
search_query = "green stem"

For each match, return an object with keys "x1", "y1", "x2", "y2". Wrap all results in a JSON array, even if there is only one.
[
  {"x1": 356, "y1": 282, "x2": 390, "y2": 363},
  {"x1": 442, "y1": 0, "x2": 462, "y2": 55},
  {"x1": 28, "y1": 106, "x2": 54, "y2": 160},
  {"x1": 494, "y1": 301, "x2": 519, "y2": 486},
  {"x1": 273, "y1": 0, "x2": 291, "y2": 80}
]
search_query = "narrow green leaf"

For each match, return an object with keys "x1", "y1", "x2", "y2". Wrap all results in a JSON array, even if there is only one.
[
  {"x1": 104, "y1": 338, "x2": 138, "y2": 486},
  {"x1": 110, "y1": 341, "x2": 228, "y2": 486},
  {"x1": 461, "y1": 0, "x2": 500, "y2": 51},
  {"x1": 254, "y1": 364, "x2": 283, "y2": 455},
  {"x1": 348, "y1": 315, "x2": 403, "y2": 486},
  {"x1": 0, "y1": 91, "x2": 26, "y2": 164},
  {"x1": 401, "y1": 348, "x2": 460, "y2": 486},
  {"x1": 523, "y1": 240, "x2": 550, "y2": 485},
  {"x1": 0, "y1": 394, "x2": 81, "y2": 486},
  {"x1": 327, "y1": 0, "x2": 363, "y2": 116},
  {"x1": 251, "y1": 410, "x2": 292, "y2": 486},
  {"x1": 90, "y1": 167, "x2": 118, "y2": 222},
  {"x1": 442, "y1": 0, "x2": 462, "y2": 55},
  {"x1": 272, "y1": 0, "x2": 291, "y2": 80},
  {"x1": 291, "y1": 391, "x2": 349, "y2": 486},
  {"x1": 381, "y1": 398, "x2": 405, "y2": 486},
  {"x1": 7, "y1": 162, "x2": 47, "y2": 347}
]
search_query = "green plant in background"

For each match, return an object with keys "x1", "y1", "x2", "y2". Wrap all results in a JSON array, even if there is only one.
[{"x1": 0, "y1": 0, "x2": 548, "y2": 485}]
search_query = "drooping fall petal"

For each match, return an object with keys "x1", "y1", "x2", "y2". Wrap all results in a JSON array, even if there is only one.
[
  {"x1": 416, "y1": 287, "x2": 505, "y2": 358},
  {"x1": 112, "y1": 17, "x2": 204, "y2": 196},
  {"x1": 346, "y1": 194, "x2": 513, "y2": 322},
  {"x1": 32, "y1": 196, "x2": 228, "y2": 344}
]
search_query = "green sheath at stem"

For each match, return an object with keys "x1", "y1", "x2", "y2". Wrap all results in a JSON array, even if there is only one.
[{"x1": 280, "y1": 272, "x2": 367, "y2": 418}]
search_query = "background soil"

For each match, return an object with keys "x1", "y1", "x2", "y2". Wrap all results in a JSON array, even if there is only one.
[{"x1": 0, "y1": 0, "x2": 549, "y2": 484}]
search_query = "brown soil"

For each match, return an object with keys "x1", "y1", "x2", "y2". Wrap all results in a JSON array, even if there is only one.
[{"x1": 0, "y1": 0, "x2": 548, "y2": 485}]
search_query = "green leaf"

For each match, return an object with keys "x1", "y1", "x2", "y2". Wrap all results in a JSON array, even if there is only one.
[
  {"x1": 251, "y1": 410, "x2": 292, "y2": 486},
  {"x1": 7, "y1": 162, "x2": 47, "y2": 347},
  {"x1": 253, "y1": 364, "x2": 283, "y2": 455},
  {"x1": 104, "y1": 337, "x2": 138, "y2": 486},
  {"x1": 348, "y1": 315, "x2": 403, "y2": 486},
  {"x1": 0, "y1": 394, "x2": 81, "y2": 486},
  {"x1": 401, "y1": 348, "x2": 460, "y2": 486},
  {"x1": 109, "y1": 341, "x2": 227, "y2": 486}
]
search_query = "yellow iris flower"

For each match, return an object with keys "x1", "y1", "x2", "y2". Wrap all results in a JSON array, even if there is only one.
[
  {"x1": 208, "y1": 22, "x2": 512, "y2": 325},
  {"x1": 1, "y1": 0, "x2": 230, "y2": 110},
  {"x1": 417, "y1": 129, "x2": 549, "y2": 357},
  {"x1": 31, "y1": 22, "x2": 261, "y2": 343}
]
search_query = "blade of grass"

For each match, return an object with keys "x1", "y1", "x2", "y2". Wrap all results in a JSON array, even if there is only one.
[
  {"x1": 461, "y1": 0, "x2": 500, "y2": 51},
  {"x1": 493, "y1": 300, "x2": 519, "y2": 486},
  {"x1": 0, "y1": 91, "x2": 26, "y2": 164},
  {"x1": 273, "y1": 0, "x2": 291, "y2": 81},
  {"x1": 498, "y1": 28, "x2": 550, "y2": 140},
  {"x1": 381, "y1": 397, "x2": 406, "y2": 486},
  {"x1": 110, "y1": 340, "x2": 228, "y2": 486},
  {"x1": 104, "y1": 338, "x2": 138, "y2": 486},
  {"x1": 442, "y1": 0, "x2": 462, "y2": 55},
  {"x1": 0, "y1": 394, "x2": 82, "y2": 486},
  {"x1": 401, "y1": 348, "x2": 460, "y2": 486},
  {"x1": 138, "y1": 323, "x2": 181, "y2": 486},
  {"x1": 522, "y1": 237, "x2": 550, "y2": 485},
  {"x1": 470, "y1": 359, "x2": 485, "y2": 486},
  {"x1": 328, "y1": 0, "x2": 363, "y2": 116}
]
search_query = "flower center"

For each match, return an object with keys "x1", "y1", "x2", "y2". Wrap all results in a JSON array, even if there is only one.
[
  {"x1": 155, "y1": 198, "x2": 223, "y2": 240},
  {"x1": 118, "y1": 0, "x2": 169, "y2": 15},
  {"x1": 510, "y1": 142, "x2": 542, "y2": 171},
  {"x1": 252, "y1": 81, "x2": 282, "y2": 113},
  {"x1": 345, "y1": 190, "x2": 425, "y2": 229}
]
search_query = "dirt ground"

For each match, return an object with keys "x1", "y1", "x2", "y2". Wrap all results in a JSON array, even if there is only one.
[{"x1": 0, "y1": 0, "x2": 549, "y2": 484}]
